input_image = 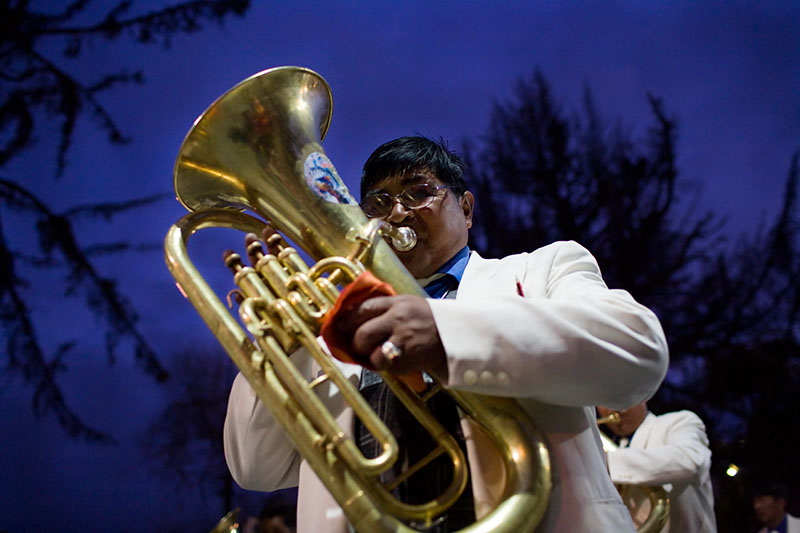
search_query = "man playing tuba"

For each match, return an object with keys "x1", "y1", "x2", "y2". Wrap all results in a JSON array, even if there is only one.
[
  {"x1": 223, "y1": 135, "x2": 669, "y2": 532},
  {"x1": 597, "y1": 402, "x2": 717, "y2": 532}
]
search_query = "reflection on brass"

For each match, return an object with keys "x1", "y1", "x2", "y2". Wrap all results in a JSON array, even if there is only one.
[
  {"x1": 164, "y1": 66, "x2": 551, "y2": 532},
  {"x1": 597, "y1": 415, "x2": 670, "y2": 533},
  {"x1": 209, "y1": 507, "x2": 240, "y2": 533},
  {"x1": 596, "y1": 411, "x2": 621, "y2": 425}
]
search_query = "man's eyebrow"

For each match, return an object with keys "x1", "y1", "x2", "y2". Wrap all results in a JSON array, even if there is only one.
[
  {"x1": 401, "y1": 172, "x2": 431, "y2": 184},
  {"x1": 366, "y1": 172, "x2": 431, "y2": 194}
]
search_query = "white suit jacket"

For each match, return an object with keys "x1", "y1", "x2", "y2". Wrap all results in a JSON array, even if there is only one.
[
  {"x1": 606, "y1": 411, "x2": 717, "y2": 532},
  {"x1": 757, "y1": 513, "x2": 800, "y2": 533},
  {"x1": 224, "y1": 241, "x2": 669, "y2": 532}
]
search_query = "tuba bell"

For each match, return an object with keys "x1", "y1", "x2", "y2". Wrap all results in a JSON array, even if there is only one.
[
  {"x1": 209, "y1": 508, "x2": 241, "y2": 533},
  {"x1": 597, "y1": 412, "x2": 670, "y2": 533},
  {"x1": 164, "y1": 66, "x2": 551, "y2": 532}
]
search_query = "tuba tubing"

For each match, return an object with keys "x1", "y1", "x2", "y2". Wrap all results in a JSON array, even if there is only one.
[
  {"x1": 165, "y1": 66, "x2": 552, "y2": 532},
  {"x1": 597, "y1": 414, "x2": 670, "y2": 533},
  {"x1": 165, "y1": 210, "x2": 551, "y2": 532}
]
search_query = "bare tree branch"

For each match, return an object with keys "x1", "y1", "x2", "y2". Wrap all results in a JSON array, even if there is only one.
[{"x1": 0, "y1": 0, "x2": 251, "y2": 440}]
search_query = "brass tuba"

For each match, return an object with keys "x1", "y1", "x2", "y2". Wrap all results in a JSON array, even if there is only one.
[
  {"x1": 209, "y1": 508, "x2": 241, "y2": 533},
  {"x1": 164, "y1": 66, "x2": 551, "y2": 532},
  {"x1": 597, "y1": 412, "x2": 670, "y2": 533}
]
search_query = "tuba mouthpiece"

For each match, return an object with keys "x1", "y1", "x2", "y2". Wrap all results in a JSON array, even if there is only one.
[{"x1": 390, "y1": 226, "x2": 417, "y2": 252}]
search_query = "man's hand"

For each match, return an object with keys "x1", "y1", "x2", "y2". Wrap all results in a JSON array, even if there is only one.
[{"x1": 336, "y1": 295, "x2": 448, "y2": 379}]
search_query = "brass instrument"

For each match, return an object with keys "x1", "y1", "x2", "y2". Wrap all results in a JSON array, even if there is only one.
[
  {"x1": 209, "y1": 508, "x2": 241, "y2": 533},
  {"x1": 165, "y1": 66, "x2": 551, "y2": 532},
  {"x1": 596, "y1": 411, "x2": 622, "y2": 426},
  {"x1": 597, "y1": 412, "x2": 670, "y2": 533}
]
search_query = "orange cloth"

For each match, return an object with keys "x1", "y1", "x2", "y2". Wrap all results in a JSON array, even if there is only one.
[{"x1": 320, "y1": 271, "x2": 425, "y2": 392}]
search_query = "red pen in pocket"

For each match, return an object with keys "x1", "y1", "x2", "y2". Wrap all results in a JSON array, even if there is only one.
[{"x1": 515, "y1": 276, "x2": 525, "y2": 297}]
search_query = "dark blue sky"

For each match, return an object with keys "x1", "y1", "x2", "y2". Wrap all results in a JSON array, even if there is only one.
[{"x1": 2, "y1": 1, "x2": 799, "y2": 530}]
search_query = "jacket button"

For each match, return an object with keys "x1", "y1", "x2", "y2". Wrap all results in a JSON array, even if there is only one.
[
  {"x1": 463, "y1": 369, "x2": 478, "y2": 385},
  {"x1": 497, "y1": 371, "x2": 510, "y2": 386},
  {"x1": 479, "y1": 371, "x2": 494, "y2": 386}
]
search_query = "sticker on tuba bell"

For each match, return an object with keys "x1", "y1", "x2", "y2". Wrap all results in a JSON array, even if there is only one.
[{"x1": 304, "y1": 152, "x2": 356, "y2": 205}]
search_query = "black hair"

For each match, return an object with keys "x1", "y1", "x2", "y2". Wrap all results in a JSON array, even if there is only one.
[
  {"x1": 754, "y1": 482, "x2": 790, "y2": 501},
  {"x1": 360, "y1": 135, "x2": 468, "y2": 199},
  {"x1": 259, "y1": 492, "x2": 297, "y2": 527}
]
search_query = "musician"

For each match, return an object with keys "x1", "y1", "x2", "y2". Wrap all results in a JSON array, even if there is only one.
[
  {"x1": 224, "y1": 135, "x2": 669, "y2": 532},
  {"x1": 596, "y1": 402, "x2": 717, "y2": 532},
  {"x1": 753, "y1": 483, "x2": 800, "y2": 533}
]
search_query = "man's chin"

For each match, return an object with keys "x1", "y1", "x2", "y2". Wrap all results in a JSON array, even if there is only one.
[{"x1": 395, "y1": 252, "x2": 428, "y2": 278}]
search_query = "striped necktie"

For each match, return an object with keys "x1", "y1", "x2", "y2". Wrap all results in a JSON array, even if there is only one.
[
  {"x1": 421, "y1": 273, "x2": 459, "y2": 299},
  {"x1": 355, "y1": 271, "x2": 475, "y2": 530}
]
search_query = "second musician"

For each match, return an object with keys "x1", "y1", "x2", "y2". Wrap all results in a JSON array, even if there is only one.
[{"x1": 597, "y1": 402, "x2": 717, "y2": 532}]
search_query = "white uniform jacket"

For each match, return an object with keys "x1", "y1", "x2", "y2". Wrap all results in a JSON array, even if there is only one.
[
  {"x1": 224, "y1": 241, "x2": 669, "y2": 532},
  {"x1": 606, "y1": 411, "x2": 717, "y2": 532},
  {"x1": 757, "y1": 513, "x2": 800, "y2": 533}
]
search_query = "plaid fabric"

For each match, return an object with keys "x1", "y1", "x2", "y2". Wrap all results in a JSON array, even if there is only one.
[
  {"x1": 355, "y1": 378, "x2": 475, "y2": 531},
  {"x1": 354, "y1": 278, "x2": 475, "y2": 531}
]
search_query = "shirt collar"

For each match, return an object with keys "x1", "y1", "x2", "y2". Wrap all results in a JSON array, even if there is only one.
[
  {"x1": 415, "y1": 245, "x2": 471, "y2": 286},
  {"x1": 436, "y1": 245, "x2": 470, "y2": 281}
]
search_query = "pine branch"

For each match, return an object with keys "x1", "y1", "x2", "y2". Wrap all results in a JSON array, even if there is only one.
[
  {"x1": 0, "y1": 211, "x2": 113, "y2": 442},
  {"x1": 63, "y1": 192, "x2": 169, "y2": 220},
  {"x1": 1, "y1": 1, "x2": 249, "y2": 173},
  {"x1": 35, "y1": 0, "x2": 250, "y2": 45},
  {"x1": 0, "y1": 0, "x2": 252, "y2": 442},
  {"x1": 0, "y1": 177, "x2": 169, "y2": 435}
]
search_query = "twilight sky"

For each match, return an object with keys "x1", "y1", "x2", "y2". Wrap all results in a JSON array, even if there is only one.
[{"x1": 1, "y1": 1, "x2": 798, "y2": 530}]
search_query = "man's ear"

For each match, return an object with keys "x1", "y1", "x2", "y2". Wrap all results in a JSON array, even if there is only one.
[
  {"x1": 461, "y1": 191, "x2": 474, "y2": 229},
  {"x1": 778, "y1": 497, "x2": 788, "y2": 512}
]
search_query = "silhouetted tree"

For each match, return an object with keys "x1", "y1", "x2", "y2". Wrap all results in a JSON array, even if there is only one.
[
  {"x1": 139, "y1": 346, "x2": 253, "y2": 527},
  {"x1": 463, "y1": 68, "x2": 799, "y2": 532},
  {"x1": 666, "y1": 154, "x2": 800, "y2": 532},
  {"x1": 0, "y1": 1, "x2": 250, "y2": 441},
  {"x1": 465, "y1": 70, "x2": 717, "y2": 310}
]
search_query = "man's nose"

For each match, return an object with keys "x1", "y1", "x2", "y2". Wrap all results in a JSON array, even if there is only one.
[{"x1": 385, "y1": 197, "x2": 412, "y2": 223}]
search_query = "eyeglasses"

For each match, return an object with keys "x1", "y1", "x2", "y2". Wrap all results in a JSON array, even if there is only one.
[{"x1": 360, "y1": 183, "x2": 454, "y2": 218}]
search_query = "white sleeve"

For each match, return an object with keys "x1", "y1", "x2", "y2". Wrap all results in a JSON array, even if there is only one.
[
  {"x1": 223, "y1": 371, "x2": 304, "y2": 491},
  {"x1": 223, "y1": 343, "x2": 361, "y2": 491},
  {"x1": 431, "y1": 241, "x2": 668, "y2": 409},
  {"x1": 607, "y1": 412, "x2": 711, "y2": 485}
]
